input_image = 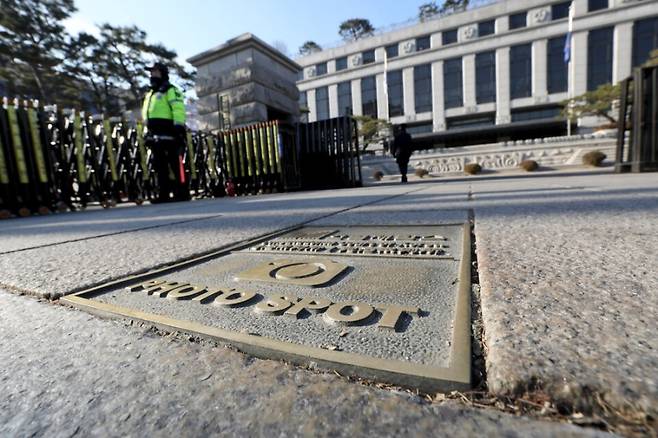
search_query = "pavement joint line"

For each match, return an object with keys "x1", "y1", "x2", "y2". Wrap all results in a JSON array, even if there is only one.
[
  {"x1": 20, "y1": 186, "x2": 427, "y2": 300},
  {"x1": 0, "y1": 213, "x2": 225, "y2": 255}
]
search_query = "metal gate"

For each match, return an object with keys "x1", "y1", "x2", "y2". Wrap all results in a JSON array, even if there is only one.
[
  {"x1": 297, "y1": 116, "x2": 362, "y2": 190},
  {"x1": 616, "y1": 58, "x2": 658, "y2": 173}
]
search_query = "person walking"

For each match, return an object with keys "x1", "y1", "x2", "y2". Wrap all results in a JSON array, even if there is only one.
[
  {"x1": 391, "y1": 124, "x2": 413, "y2": 183},
  {"x1": 141, "y1": 62, "x2": 189, "y2": 202}
]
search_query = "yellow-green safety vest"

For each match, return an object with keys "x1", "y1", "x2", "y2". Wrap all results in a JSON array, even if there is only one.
[{"x1": 141, "y1": 85, "x2": 186, "y2": 125}]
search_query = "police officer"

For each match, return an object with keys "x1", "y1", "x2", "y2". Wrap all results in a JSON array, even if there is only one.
[{"x1": 142, "y1": 62, "x2": 189, "y2": 202}]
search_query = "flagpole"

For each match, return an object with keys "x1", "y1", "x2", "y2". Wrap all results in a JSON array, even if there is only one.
[{"x1": 567, "y1": 2, "x2": 574, "y2": 137}]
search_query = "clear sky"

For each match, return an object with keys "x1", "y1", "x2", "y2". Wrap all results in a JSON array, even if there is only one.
[{"x1": 65, "y1": 0, "x2": 426, "y2": 65}]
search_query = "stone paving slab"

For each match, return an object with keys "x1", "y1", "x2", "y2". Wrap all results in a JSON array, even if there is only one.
[
  {"x1": 465, "y1": 173, "x2": 658, "y2": 417},
  {"x1": 0, "y1": 207, "x2": 223, "y2": 254},
  {"x1": 0, "y1": 289, "x2": 611, "y2": 437},
  {"x1": 306, "y1": 173, "x2": 658, "y2": 421},
  {"x1": 0, "y1": 186, "x2": 415, "y2": 299}
]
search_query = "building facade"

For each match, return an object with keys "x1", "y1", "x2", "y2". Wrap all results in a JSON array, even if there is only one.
[
  {"x1": 188, "y1": 33, "x2": 301, "y2": 132},
  {"x1": 296, "y1": 0, "x2": 658, "y2": 142}
]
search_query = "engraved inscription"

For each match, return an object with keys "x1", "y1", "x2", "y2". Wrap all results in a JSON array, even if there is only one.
[
  {"x1": 248, "y1": 230, "x2": 451, "y2": 259},
  {"x1": 129, "y1": 280, "x2": 420, "y2": 331}
]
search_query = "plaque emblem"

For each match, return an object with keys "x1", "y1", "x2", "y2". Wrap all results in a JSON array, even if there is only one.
[{"x1": 236, "y1": 258, "x2": 349, "y2": 287}]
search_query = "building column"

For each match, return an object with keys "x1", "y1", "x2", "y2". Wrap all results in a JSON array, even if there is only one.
[
  {"x1": 402, "y1": 67, "x2": 415, "y2": 117},
  {"x1": 351, "y1": 80, "x2": 362, "y2": 116},
  {"x1": 495, "y1": 15, "x2": 508, "y2": 34},
  {"x1": 328, "y1": 84, "x2": 339, "y2": 118},
  {"x1": 613, "y1": 22, "x2": 633, "y2": 83},
  {"x1": 462, "y1": 54, "x2": 476, "y2": 108},
  {"x1": 307, "y1": 89, "x2": 317, "y2": 122},
  {"x1": 572, "y1": 0, "x2": 588, "y2": 16},
  {"x1": 495, "y1": 47, "x2": 511, "y2": 124},
  {"x1": 431, "y1": 61, "x2": 445, "y2": 131},
  {"x1": 572, "y1": 31, "x2": 588, "y2": 95},
  {"x1": 532, "y1": 39, "x2": 548, "y2": 97},
  {"x1": 376, "y1": 73, "x2": 388, "y2": 120}
]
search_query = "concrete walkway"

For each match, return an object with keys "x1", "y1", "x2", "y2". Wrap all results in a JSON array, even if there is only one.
[{"x1": 1, "y1": 168, "x2": 656, "y2": 436}]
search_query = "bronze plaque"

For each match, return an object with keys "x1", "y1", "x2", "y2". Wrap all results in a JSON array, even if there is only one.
[
  {"x1": 236, "y1": 258, "x2": 349, "y2": 287},
  {"x1": 61, "y1": 224, "x2": 471, "y2": 393}
]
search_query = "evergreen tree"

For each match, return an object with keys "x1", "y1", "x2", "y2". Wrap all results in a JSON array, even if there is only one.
[
  {"x1": 418, "y1": 2, "x2": 440, "y2": 21},
  {"x1": 298, "y1": 41, "x2": 322, "y2": 56},
  {"x1": 0, "y1": 0, "x2": 76, "y2": 102},
  {"x1": 339, "y1": 19, "x2": 375, "y2": 42}
]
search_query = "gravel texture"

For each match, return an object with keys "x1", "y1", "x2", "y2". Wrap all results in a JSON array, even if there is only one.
[{"x1": 0, "y1": 289, "x2": 610, "y2": 437}]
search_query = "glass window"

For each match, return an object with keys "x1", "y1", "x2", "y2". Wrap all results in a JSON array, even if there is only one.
[
  {"x1": 336, "y1": 57, "x2": 347, "y2": 71},
  {"x1": 414, "y1": 64, "x2": 432, "y2": 113},
  {"x1": 510, "y1": 43, "x2": 532, "y2": 99},
  {"x1": 316, "y1": 62, "x2": 327, "y2": 76},
  {"x1": 478, "y1": 20, "x2": 495, "y2": 37},
  {"x1": 443, "y1": 57, "x2": 463, "y2": 109},
  {"x1": 552, "y1": 2, "x2": 571, "y2": 20},
  {"x1": 362, "y1": 49, "x2": 375, "y2": 64},
  {"x1": 385, "y1": 44, "x2": 399, "y2": 59},
  {"x1": 548, "y1": 36, "x2": 568, "y2": 94},
  {"x1": 476, "y1": 51, "x2": 496, "y2": 104},
  {"x1": 587, "y1": 26, "x2": 613, "y2": 90},
  {"x1": 447, "y1": 114, "x2": 495, "y2": 130},
  {"x1": 588, "y1": 0, "x2": 608, "y2": 12},
  {"x1": 387, "y1": 70, "x2": 404, "y2": 117},
  {"x1": 511, "y1": 106, "x2": 562, "y2": 122},
  {"x1": 297, "y1": 70, "x2": 304, "y2": 81},
  {"x1": 633, "y1": 17, "x2": 658, "y2": 67},
  {"x1": 337, "y1": 81, "x2": 352, "y2": 116},
  {"x1": 442, "y1": 28, "x2": 458, "y2": 45},
  {"x1": 509, "y1": 12, "x2": 527, "y2": 30},
  {"x1": 416, "y1": 36, "x2": 431, "y2": 51},
  {"x1": 406, "y1": 123, "x2": 433, "y2": 135},
  {"x1": 315, "y1": 86, "x2": 329, "y2": 120},
  {"x1": 361, "y1": 76, "x2": 377, "y2": 117}
]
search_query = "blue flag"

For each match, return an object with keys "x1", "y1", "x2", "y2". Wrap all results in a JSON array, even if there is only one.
[{"x1": 564, "y1": 32, "x2": 572, "y2": 63}]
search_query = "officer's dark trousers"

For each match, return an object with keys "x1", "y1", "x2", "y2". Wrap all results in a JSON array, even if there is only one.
[{"x1": 152, "y1": 139, "x2": 188, "y2": 201}]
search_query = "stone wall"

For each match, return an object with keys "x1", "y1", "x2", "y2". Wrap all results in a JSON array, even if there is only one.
[{"x1": 361, "y1": 131, "x2": 619, "y2": 180}]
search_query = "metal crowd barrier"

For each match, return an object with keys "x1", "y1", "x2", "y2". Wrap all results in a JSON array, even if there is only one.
[
  {"x1": 0, "y1": 99, "x2": 361, "y2": 218},
  {"x1": 0, "y1": 100, "x2": 286, "y2": 217}
]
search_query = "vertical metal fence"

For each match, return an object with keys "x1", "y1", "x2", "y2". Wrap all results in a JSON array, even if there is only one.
[
  {"x1": 0, "y1": 99, "x2": 360, "y2": 218},
  {"x1": 616, "y1": 62, "x2": 658, "y2": 173}
]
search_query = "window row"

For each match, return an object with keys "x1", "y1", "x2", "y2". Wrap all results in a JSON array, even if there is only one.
[
  {"x1": 305, "y1": 0, "x2": 613, "y2": 79},
  {"x1": 304, "y1": 17, "x2": 658, "y2": 120}
]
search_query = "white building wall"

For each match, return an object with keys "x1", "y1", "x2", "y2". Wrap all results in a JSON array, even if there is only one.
[
  {"x1": 495, "y1": 47, "x2": 511, "y2": 124},
  {"x1": 431, "y1": 61, "x2": 446, "y2": 131},
  {"x1": 328, "y1": 84, "x2": 339, "y2": 118},
  {"x1": 295, "y1": 0, "x2": 657, "y2": 128},
  {"x1": 351, "y1": 80, "x2": 363, "y2": 116},
  {"x1": 613, "y1": 22, "x2": 633, "y2": 82},
  {"x1": 532, "y1": 39, "x2": 548, "y2": 97},
  {"x1": 402, "y1": 67, "x2": 415, "y2": 117},
  {"x1": 376, "y1": 74, "x2": 388, "y2": 119},
  {"x1": 462, "y1": 54, "x2": 476, "y2": 108}
]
